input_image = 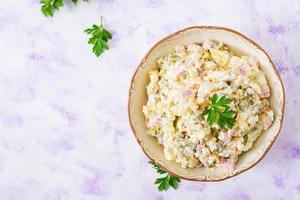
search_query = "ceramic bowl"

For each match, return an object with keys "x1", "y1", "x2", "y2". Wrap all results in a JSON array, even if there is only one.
[{"x1": 128, "y1": 26, "x2": 285, "y2": 181}]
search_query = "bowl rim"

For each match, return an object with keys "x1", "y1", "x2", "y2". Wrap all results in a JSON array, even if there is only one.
[{"x1": 128, "y1": 26, "x2": 285, "y2": 182}]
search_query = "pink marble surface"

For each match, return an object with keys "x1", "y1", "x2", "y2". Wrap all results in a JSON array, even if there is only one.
[{"x1": 0, "y1": 0, "x2": 299, "y2": 199}]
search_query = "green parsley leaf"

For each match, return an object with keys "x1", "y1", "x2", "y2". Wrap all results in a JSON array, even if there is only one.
[
  {"x1": 202, "y1": 94, "x2": 236, "y2": 129},
  {"x1": 40, "y1": 0, "x2": 89, "y2": 17},
  {"x1": 149, "y1": 161, "x2": 167, "y2": 174},
  {"x1": 71, "y1": 0, "x2": 79, "y2": 4},
  {"x1": 40, "y1": 0, "x2": 64, "y2": 17},
  {"x1": 84, "y1": 16, "x2": 112, "y2": 57},
  {"x1": 71, "y1": 0, "x2": 89, "y2": 5},
  {"x1": 149, "y1": 161, "x2": 181, "y2": 191}
]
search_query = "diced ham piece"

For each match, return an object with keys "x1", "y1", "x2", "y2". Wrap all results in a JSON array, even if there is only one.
[
  {"x1": 260, "y1": 87, "x2": 271, "y2": 98},
  {"x1": 202, "y1": 40, "x2": 213, "y2": 49},
  {"x1": 218, "y1": 131, "x2": 232, "y2": 145},
  {"x1": 182, "y1": 89, "x2": 192, "y2": 98},
  {"x1": 261, "y1": 108, "x2": 274, "y2": 130},
  {"x1": 147, "y1": 117, "x2": 161, "y2": 128},
  {"x1": 175, "y1": 45, "x2": 186, "y2": 54},
  {"x1": 187, "y1": 44, "x2": 200, "y2": 52},
  {"x1": 219, "y1": 157, "x2": 235, "y2": 171}
]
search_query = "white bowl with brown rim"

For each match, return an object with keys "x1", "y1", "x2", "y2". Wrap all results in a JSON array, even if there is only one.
[{"x1": 128, "y1": 26, "x2": 285, "y2": 181}]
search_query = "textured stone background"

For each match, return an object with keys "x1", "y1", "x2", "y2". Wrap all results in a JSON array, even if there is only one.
[{"x1": 0, "y1": 0, "x2": 299, "y2": 199}]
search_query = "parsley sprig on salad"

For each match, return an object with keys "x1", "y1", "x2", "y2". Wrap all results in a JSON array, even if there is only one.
[
  {"x1": 149, "y1": 161, "x2": 181, "y2": 191},
  {"x1": 202, "y1": 94, "x2": 236, "y2": 129}
]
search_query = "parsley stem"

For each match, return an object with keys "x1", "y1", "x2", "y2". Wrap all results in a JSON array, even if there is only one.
[{"x1": 100, "y1": 16, "x2": 103, "y2": 26}]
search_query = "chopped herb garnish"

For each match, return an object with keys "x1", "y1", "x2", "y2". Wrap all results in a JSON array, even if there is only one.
[
  {"x1": 149, "y1": 161, "x2": 181, "y2": 191},
  {"x1": 208, "y1": 160, "x2": 217, "y2": 168},
  {"x1": 243, "y1": 134, "x2": 248, "y2": 145},
  {"x1": 202, "y1": 94, "x2": 236, "y2": 129}
]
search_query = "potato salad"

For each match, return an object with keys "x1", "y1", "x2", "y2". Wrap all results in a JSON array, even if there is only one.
[{"x1": 143, "y1": 40, "x2": 274, "y2": 170}]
